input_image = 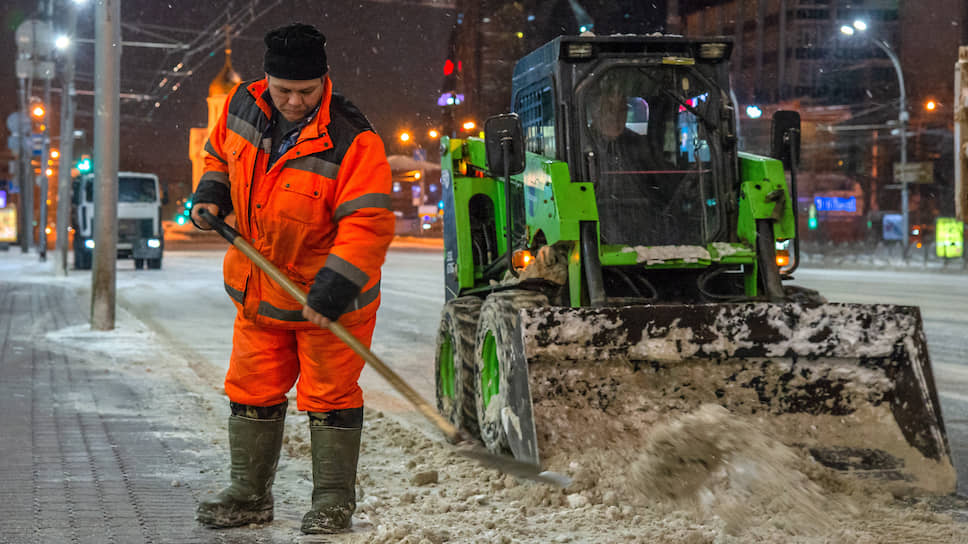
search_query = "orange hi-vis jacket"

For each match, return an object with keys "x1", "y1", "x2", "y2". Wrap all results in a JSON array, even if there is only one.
[{"x1": 197, "y1": 78, "x2": 395, "y2": 328}]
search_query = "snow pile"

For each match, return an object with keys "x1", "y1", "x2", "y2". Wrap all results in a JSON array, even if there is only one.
[
  {"x1": 709, "y1": 242, "x2": 744, "y2": 259},
  {"x1": 622, "y1": 244, "x2": 711, "y2": 264},
  {"x1": 46, "y1": 306, "x2": 163, "y2": 362},
  {"x1": 625, "y1": 404, "x2": 843, "y2": 536}
]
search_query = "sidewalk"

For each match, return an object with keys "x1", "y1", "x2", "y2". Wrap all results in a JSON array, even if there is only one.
[
  {"x1": 0, "y1": 279, "x2": 297, "y2": 543},
  {"x1": 4, "y1": 246, "x2": 968, "y2": 543}
]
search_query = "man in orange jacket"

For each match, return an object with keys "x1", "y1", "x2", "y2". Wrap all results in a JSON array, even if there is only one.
[{"x1": 190, "y1": 23, "x2": 394, "y2": 534}]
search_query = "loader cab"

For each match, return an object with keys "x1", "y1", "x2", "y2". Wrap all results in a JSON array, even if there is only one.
[
  {"x1": 577, "y1": 64, "x2": 725, "y2": 246},
  {"x1": 510, "y1": 36, "x2": 736, "y2": 249}
]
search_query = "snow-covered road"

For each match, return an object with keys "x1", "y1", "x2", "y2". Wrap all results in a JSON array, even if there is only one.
[{"x1": 5, "y1": 248, "x2": 968, "y2": 541}]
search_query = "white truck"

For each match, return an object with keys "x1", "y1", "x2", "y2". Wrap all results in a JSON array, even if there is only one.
[{"x1": 72, "y1": 171, "x2": 166, "y2": 270}]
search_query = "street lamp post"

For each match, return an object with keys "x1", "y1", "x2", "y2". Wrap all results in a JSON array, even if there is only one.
[
  {"x1": 872, "y1": 38, "x2": 910, "y2": 253},
  {"x1": 15, "y1": 18, "x2": 56, "y2": 253},
  {"x1": 842, "y1": 22, "x2": 910, "y2": 251},
  {"x1": 54, "y1": 1, "x2": 80, "y2": 275}
]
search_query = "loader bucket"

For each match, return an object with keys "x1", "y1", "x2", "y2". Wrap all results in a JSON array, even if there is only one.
[{"x1": 487, "y1": 301, "x2": 954, "y2": 494}]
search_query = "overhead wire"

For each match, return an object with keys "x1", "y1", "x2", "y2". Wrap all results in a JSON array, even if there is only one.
[{"x1": 137, "y1": 0, "x2": 284, "y2": 118}]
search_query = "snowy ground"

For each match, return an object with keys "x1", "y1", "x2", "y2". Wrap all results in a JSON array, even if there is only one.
[{"x1": 4, "y1": 247, "x2": 968, "y2": 543}]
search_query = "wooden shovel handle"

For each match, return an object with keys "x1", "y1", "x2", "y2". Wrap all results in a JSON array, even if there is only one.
[{"x1": 197, "y1": 209, "x2": 460, "y2": 442}]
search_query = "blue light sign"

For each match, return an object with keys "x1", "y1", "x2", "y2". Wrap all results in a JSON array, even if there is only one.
[{"x1": 813, "y1": 196, "x2": 857, "y2": 213}]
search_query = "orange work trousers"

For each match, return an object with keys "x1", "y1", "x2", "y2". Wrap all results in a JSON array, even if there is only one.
[{"x1": 224, "y1": 312, "x2": 376, "y2": 412}]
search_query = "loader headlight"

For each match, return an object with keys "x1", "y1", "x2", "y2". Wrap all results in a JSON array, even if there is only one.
[
  {"x1": 775, "y1": 249, "x2": 790, "y2": 268},
  {"x1": 147, "y1": 238, "x2": 161, "y2": 249},
  {"x1": 565, "y1": 43, "x2": 594, "y2": 60},
  {"x1": 84, "y1": 239, "x2": 95, "y2": 249},
  {"x1": 698, "y1": 42, "x2": 728, "y2": 60},
  {"x1": 512, "y1": 249, "x2": 534, "y2": 270}
]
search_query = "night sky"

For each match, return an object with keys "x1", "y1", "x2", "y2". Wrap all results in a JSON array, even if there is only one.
[
  {"x1": 2, "y1": 1, "x2": 669, "y2": 204},
  {"x1": 2, "y1": 0, "x2": 458, "y2": 201}
]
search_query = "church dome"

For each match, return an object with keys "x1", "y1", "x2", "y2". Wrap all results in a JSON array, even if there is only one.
[{"x1": 209, "y1": 48, "x2": 241, "y2": 97}]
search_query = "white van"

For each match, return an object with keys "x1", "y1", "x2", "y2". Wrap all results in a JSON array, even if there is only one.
[{"x1": 72, "y1": 171, "x2": 166, "y2": 270}]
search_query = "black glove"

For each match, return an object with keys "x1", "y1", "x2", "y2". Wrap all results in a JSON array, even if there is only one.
[
  {"x1": 189, "y1": 180, "x2": 233, "y2": 230},
  {"x1": 306, "y1": 267, "x2": 362, "y2": 321}
]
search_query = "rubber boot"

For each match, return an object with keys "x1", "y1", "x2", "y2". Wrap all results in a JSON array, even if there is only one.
[
  {"x1": 196, "y1": 402, "x2": 286, "y2": 528},
  {"x1": 300, "y1": 408, "x2": 363, "y2": 534}
]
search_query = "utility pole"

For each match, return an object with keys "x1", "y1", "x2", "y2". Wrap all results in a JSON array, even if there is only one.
[
  {"x1": 885, "y1": 39, "x2": 909, "y2": 254},
  {"x1": 17, "y1": 78, "x2": 32, "y2": 254},
  {"x1": 957, "y1": 46, "x2": 968, "y2": 222},
  {"x1": 14, "y1": 18, "x2": 52, "y2": 254},
  {"x1": 37, "y1": 0, "x2": 55, "y2": 263},
  {"x1": 91, "y1": 0, "x2": 121, "y2": 330},
  {"x1": 55, "y1": 0, "x2": 79, "y2": 275},
  {"x1": 956, "y1": 2, "x2": 968, "y2": 222}
]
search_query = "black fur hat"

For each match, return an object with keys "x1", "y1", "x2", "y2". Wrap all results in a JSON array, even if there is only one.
[{"x1": 263, "y1": 23, "x2": 328, "y2": 80}]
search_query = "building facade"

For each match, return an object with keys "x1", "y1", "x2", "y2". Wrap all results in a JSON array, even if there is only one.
[
  {"x1": 680, "y1": 0, "x2": 964, "y2": 241},
  {"x1": 188, "y1": 35, "x2": 241, "y2": 193}
]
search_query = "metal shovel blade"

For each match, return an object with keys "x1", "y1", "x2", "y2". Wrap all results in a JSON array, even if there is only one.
[{"x1": 456, "y1": 442, "x2": 573, "y2": 488}]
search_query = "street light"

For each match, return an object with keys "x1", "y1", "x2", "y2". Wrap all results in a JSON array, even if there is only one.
[{"x1": 841, "y1": 21, "x2": 911, "y2": 250}]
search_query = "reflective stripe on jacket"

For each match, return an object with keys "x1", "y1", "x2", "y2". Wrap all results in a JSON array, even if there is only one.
[{"x1": 199, "y1": 78, "x2": 394, "y2": 328}]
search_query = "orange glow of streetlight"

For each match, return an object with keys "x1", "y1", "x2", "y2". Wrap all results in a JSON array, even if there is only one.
[
  {"x1": 462, "y1": 121, "x2": 476, "y2": 131},
  {"x1": 428, "y1": 129, "x2": 439, "y2": 139},
  {"x1": 50, "y1": 149, "x2": 59, "y2": 159},
  {"x1": 400, "y1": 131, "x2": 411, "y2": 143},
  {"x1": 31, "y1": 104, "x2": 46, "y2": 118},
  {"x1": 924, "y1": 100, "x2": 937, "y2": 112},
  {"x1": 45, "y1": 168, "x2": 53, "y2": 177}
]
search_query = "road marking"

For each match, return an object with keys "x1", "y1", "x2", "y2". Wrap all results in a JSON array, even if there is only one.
[{"x1": 381, "y1": 287, "x2": 442, "y2": 303}]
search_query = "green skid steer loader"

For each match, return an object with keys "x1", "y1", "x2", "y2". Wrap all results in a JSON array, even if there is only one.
[{"x1": 434, "y1": 34, "x2": 953, "y2": 492}]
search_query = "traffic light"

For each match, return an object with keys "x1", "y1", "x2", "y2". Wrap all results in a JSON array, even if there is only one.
[
  {"x1": 76, "y1": 155, "x2": 92, "y2": 173},
  {"x1": 442, "y1": 58, "x2": 461, "y2": 93},
  {"x1": 173, "y1": 197, "x2": 192, "y2": 225},
  {"x1": 438, "y1": 25, "x2": 463, "y2": 107},
  {"x1": 807, "y1": 203, "x2": 818, "y2": 230}
]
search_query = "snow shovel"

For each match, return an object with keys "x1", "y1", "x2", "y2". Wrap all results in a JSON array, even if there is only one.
[{"x1": 198, "y1": 209, "x2": 571, "y2": 488}]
